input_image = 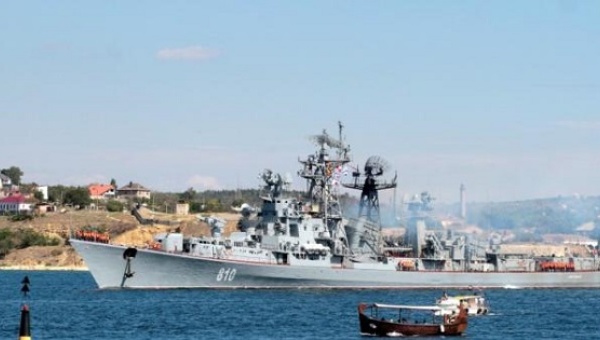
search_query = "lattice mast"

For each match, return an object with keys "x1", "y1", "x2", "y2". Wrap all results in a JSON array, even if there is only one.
[
  {"x1": 298, "y1": 121, "x2": 351, "y2": 239},
  {"x1": 343, "y1": 156, "x2": 397, "y2": 226}
]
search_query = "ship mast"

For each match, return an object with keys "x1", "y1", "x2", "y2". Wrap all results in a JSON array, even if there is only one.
[{"x1": 298, "y1": 122, "x2": 351, "y2": 253}]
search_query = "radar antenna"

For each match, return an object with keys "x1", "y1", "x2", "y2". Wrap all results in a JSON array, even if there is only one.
[
  {"x1": 343, "y1": 155, "x2": 397, "y2": 225},
  {"x1": 407, "y1": 191, "x2": 435, "y2": 214},
  {"x1": 309, "y1": 129, "x2": 344, "y2": 150},
  {"x1": 259, "y1": 169, "x2": 290, "y2": 199}
]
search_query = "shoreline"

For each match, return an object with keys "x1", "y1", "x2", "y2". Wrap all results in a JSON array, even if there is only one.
[{"x1": 0, "y1": 265, "x2": 88, "y2": 271}]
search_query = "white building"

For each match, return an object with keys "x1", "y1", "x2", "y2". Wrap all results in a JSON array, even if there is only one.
[
  {"x1": 36, "y1": 186, "x2": 49, "y2": 201},
  {"x1": 0, "y1": 194, "x2": 31, "y2": 214}
]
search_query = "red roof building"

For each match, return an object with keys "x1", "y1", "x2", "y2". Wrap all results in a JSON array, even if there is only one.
[
  {"x1": 0, "y1": 194, "x2": 32, "y2": 214},
  {"x1": 88, "y1": 184, "x2": 116, "y2": 200}
]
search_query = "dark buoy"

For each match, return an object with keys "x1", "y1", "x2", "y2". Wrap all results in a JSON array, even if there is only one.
[
  {"x1": 21, "y1": 276, "x2": 30, "y2": 297},
  {"x1": 21, "y1": 284, "x2": 30, "y2": 297},
  {"x1": 19, "y1": 276, "x2": 32, "y2": 339},
  {"x1": 18, "y1": 304, "x2": 31, "y2": 340}
]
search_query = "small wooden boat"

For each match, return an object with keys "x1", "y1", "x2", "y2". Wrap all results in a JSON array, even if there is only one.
[{"x1": 358, "y1": 302, "x2": 468, "y2": 337}]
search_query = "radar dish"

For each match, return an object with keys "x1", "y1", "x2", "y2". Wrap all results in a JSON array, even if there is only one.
[{"x1": 364, "y1": 155, "x2": 390, "y2": 177}]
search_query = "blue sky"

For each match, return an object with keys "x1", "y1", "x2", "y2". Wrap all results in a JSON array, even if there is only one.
[{"x1": 1, "y1": 1, "x2": 599, "y2": 203}]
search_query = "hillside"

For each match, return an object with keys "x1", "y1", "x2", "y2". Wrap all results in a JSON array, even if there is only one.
[{"x1": 0, "y1": 209, "x2": 240, "y2": 270}]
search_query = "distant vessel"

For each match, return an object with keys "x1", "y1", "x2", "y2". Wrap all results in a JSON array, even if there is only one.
[
  {"x1": 436, "y1": 290, "x2": 490, "y2": 315},
  {"x1": 70, "y1": 122, "x2": 600, "y2": 289}
]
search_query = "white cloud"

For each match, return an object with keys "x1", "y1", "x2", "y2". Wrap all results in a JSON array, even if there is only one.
[
  {"x1": 156, "y1": 46, "x2": 219, "y2": 61},
  {"x1": 186, "y1": 175, "x2": 221, "y2": 190}
]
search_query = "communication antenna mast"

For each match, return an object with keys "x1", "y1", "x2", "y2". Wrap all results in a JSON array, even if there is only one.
[
  {"x1": 298, "y1": 122, "x2": 351, "y2": 251},
  {"x1": 300, "y1": 123, "x2": 350, "y2": 218}
]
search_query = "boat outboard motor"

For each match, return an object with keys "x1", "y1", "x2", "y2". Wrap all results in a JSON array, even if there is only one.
[{"x1": 121, "y1": 247, "x2": 137, "y2": 287}]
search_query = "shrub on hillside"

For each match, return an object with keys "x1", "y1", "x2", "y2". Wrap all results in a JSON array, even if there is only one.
[
  {"x1": 0, "y1": 228, "x2": 60, "y2": 258},
  {"x1": 0, "y1": 229, "x2": 14, "y2": 258},
  {"x1": 106, "y1": 200, "x2": 124, "y2": 212},
  {"x1": 18, "y1": 229, "x2": 60, "y2": 248},
  {"x1": 9, "y1": 214, "x2": 33, "y2": 222}
]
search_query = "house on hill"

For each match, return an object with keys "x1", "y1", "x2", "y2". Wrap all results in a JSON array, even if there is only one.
[
  {"x1": 117, "y1": 181, "x2": 151, "y2": 200},
  {"x1": 88, "y1": 184, "x2": 116, "y2": 200},
  {"x1": 0, "y1": 174, "x2": 14, "y2": 198},
  {"x1": 34, "y1": 202, "x2": 55, "y2": 214},
  {"x1": 36, "y1": 185, "x2": 49, "y2": 201},
  {"x1": 0, "y1": 193, "x2": 32, "y2": 214},
  {"x1": 0, "y1": 173, "x2": 11, "y2": 188},
  {"x1": 176, "y1": 202, "x2": 190, "y2": 215}
]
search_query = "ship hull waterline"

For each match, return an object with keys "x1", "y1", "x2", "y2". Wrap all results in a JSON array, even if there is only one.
[{"x1": 71, "y1": 239, "x2": 600, "y2": 289}]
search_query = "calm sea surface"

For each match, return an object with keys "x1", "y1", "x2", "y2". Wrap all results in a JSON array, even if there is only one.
[{"x1": 1, "y1": 270, "x2": 599, "y2": 339}]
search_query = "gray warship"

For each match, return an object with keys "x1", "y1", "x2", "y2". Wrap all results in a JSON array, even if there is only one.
[{"x1": 70, "y1": 123, "x2": 600, "y2": 289}]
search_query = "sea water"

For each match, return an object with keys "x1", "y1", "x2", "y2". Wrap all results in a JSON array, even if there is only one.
[{"x1": 1, "y1": 270, "x2": 599, "y2": 339}]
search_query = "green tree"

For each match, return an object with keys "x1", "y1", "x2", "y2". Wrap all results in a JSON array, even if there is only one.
[
  {"x1": 63, "y1": 187, "x2": 92, "y2": 208},
  {"x1": 110, "y1": 178, "x2": 117, "y2": 188},
  {"x1": 204, "y1": 198, "x2": 223, "y2": 212},
  {"x1": 189, "y1": 201, "x2": 205, "y2": 213},
  {"x1": 33, "y1": 190, "x2": 44, "y2": 201},
  {"x1": 48, "y1": 185, "x2": 67, "y2": 204},
  {"x1": 231, "y1": 198, "x2": 244, "y2": 208},
  {"x1": 179, "y1": 187, "x2": 197, "y2": 202},
  {"x1": 1, "y1": 166, "x2": 24, "y2": 185}
]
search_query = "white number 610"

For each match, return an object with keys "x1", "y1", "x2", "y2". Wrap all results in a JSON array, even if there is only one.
[{"x1": 216, "y1": 268, "x2": 237, "y2": 281}]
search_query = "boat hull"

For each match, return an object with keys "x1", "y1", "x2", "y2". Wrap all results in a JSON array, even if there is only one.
[
  {"x1": 357, "y1": 303, "x2": 468, "y2": 337},
  {"x1": 71, "y1": 239, "x2": 600, "y2": 289}
]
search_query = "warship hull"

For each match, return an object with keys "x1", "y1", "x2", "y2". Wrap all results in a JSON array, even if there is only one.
[{"x1": 71, "y1": 239, "x2": 600, "y2": 289}]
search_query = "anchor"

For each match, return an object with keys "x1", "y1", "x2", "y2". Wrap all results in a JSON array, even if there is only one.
[{"x1": 120, "y1": 248, "x2": 137, "y2": 288}]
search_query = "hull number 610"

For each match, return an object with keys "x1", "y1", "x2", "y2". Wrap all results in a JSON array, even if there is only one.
[{"x1": 216, "y1": 268, "x2": 237, "y2": 282}]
